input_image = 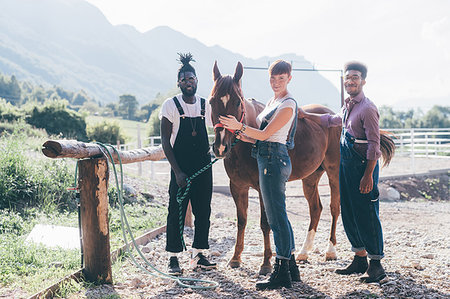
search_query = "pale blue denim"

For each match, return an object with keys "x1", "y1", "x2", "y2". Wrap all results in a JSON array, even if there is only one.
[{"x1": 255, "y1": 141, "x2": 295, "y2": 260}]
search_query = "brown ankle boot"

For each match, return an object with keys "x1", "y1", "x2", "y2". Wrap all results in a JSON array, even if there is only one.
[
  {"x1": 256, "y1": 258, "x2": 292, "y2": 290},
  {"x1": 335, "y1": 255, "x2": 368, "y2": 275},
  {"x1": 360, "y1": 259, "x2": 386, "y2": 283}
]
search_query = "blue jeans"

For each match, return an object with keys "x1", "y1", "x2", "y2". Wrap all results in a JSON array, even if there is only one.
[
  {"x1": 254, "y1": 141, "x2": 295, "y2": 260},
  {"x1": 340, "y1": 130, "x2": 384, "y2": 260}
]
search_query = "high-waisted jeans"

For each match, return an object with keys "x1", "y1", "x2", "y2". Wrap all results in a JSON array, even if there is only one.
[
  {"x1": 253, "y1": 141, "x2": 295, "y2": 260},
  {"x1": 340, "y1": 129, "x2": 384, "y2": 260}
]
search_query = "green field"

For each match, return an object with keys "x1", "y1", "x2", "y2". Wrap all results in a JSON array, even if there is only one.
[{"x1": 86, "y1": 116, "x2": 151, "y2": 144}]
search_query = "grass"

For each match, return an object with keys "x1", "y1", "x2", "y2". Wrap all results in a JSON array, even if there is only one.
[{"x1": 0, "y1": 122, "x2": 168, "y2": 297}]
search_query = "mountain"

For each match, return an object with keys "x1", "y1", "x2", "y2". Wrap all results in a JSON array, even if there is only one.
[{"x1": 0, "y1": 0, "x2": 341, "y2": 110}]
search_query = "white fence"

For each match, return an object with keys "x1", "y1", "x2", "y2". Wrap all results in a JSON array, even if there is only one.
[
  {"x1": 117, "y1": 129, "x2": 450, "y2": 178},
  {"x1": 387, "y1": 128, "x2": 450, "y2": 157}
]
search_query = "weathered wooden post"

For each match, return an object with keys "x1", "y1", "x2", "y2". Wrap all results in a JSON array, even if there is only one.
[{"x1": 78, "y1": 157, "x2": 112, "y2": 283}]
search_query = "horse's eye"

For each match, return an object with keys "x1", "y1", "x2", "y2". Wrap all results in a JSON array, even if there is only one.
[{"x1": 236, "y1": 101, "x2": 240, "y2": 107}]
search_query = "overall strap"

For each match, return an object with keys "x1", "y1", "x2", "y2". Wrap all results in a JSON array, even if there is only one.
[
  {"x1": 285, "y1": 99, "x2": 297, "y2": 150},
  {"x1": 200, "y1": 98, "x2": 205, "y2": 116},
  {"x1": 172, "y1": 96, "x2": 184, "y2": 116}
]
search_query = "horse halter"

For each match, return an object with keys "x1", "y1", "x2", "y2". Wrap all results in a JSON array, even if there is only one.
[{"x1": 213, "y1": 95, "x2": 246, "y2": 134}]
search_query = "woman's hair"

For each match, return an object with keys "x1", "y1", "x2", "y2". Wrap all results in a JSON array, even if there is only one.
[
  {"x1": 269, "y1": 60, "x2": 292, "y2": 76},
  {"x1": 344, "y1": 61, "x2": 368, "y2": 79},
  {"x1": 177, "y1": 52, "x2": 196, "y2": 79}
]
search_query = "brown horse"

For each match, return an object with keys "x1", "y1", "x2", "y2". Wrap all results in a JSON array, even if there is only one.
[{"x1": 209, "y1": 61, "x2": 342, "y2": 275}]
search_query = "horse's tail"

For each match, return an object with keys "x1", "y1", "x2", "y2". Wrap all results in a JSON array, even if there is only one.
[{"x1": 380, "y1": 130, "x2": 396, "y2": 167}]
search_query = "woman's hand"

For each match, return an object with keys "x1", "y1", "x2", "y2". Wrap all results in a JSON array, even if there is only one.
[{"x1": 219, "y1": 115, "x2": 242, "y2": 131}]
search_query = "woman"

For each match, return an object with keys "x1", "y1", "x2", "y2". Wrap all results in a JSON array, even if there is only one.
[{"x1": 219, "y1": 60, "x2": 300, "y2": 290}]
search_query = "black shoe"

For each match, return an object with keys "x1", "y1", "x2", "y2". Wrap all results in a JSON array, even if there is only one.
[
  {"x1": 256, "y1": 258, "x2": 292, "y2": 290},
  {"x1": 360, "y1": 259, "x2": 386, "y2": 283},
  {"x1": 289, "y1": 255, "x2": 301, "y2": 282},
  {"x1": 191, "y1": 253, "x2": 217, "y2": 270},
  {"x1": 168, "y1": 256, "x2": 183, "y2": 276},
  {"x1": 335, "y1": 255, "x2": 368, "y2": 275}
]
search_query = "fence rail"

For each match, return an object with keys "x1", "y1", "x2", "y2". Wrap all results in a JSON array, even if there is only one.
[
  {"x1": 387, "y1": 128, "x2": 450, "y2": 157},
  {"x1": 118, "y1": 128, "x2": 450, "y2": 178}
]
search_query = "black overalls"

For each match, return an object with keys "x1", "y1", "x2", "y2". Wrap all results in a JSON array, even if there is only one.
[{"x1": 165, "y1": 96, "x2": 213, "y2": 253}]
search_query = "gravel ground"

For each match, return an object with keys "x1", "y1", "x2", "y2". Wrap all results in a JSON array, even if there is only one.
[{"x1": 67, "y1": 155, "x2": 450, "y2": 299}]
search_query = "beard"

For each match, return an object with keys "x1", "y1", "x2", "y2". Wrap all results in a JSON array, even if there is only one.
[{"x1": 181, "y1": 85, "x2": 197, "y2": 97}]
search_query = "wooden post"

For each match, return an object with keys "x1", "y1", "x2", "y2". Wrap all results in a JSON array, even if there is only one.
[
  {"x1": 137, "y1": 124, "x2": 142, "y2": 177},
  {"x1": 78, "y1": 157, "x2": 112, "y2": 284}
]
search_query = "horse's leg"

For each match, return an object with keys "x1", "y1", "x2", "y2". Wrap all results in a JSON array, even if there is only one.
[
  {"x1": 325, "y1": 164, "x2": 340, "y2": 261},
  {"x1": 228, "y1": 181, "x2": 249, "y2": 269},
  {"x1": 258, "y1": 189, "x2": 272, "y2": 275},
  {"x1": 297, "y1": 169, "x2": 325, "y2": 262}
]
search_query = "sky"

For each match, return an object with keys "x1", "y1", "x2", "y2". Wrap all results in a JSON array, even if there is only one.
[{"x1": 85, "y1": 0, "x2": 449, "y2": 110}]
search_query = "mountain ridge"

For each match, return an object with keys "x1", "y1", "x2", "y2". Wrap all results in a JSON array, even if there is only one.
[{"x1": 0, "y1": 0, "x2": 341, "y2": 110}]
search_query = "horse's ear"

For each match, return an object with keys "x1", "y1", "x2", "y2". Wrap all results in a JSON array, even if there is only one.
[
  {"x1": 233, "y1": 62, "x2": 243, "y2": 83},
  {"x1": 213, "y1": 61, "x2": 222, "y2": 81}
]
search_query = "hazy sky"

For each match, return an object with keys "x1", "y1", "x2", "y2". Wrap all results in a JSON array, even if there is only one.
[{"x1": 85, "y1": 0, "x2": 449, "y2": 109}]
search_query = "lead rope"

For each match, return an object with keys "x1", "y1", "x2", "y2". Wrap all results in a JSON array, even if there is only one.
[
  {"x1": 175, "y1": 137, "x2": 239, "y2": 250},
  {"x1": 70, "y1": 138, "x2": 239, "y2": 289}
]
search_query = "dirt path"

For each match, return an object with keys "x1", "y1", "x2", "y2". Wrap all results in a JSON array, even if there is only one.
[{"x1": 69, "y1": 155, "x2": 450, "y2": 299}]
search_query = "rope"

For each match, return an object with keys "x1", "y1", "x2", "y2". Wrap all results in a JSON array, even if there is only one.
[
  {"x1": 69, "y1": 137, "x2": 239, "y2": 289},
  {"x1": 175, "y1": 138, "x2": 239, "y2": 251},
  {"x1": 98, "y1": 142, "x2": 226, "y2": 289}
]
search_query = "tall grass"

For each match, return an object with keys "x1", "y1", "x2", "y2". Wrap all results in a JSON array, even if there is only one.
[{"x1": 0, "y1": 127, "x2": 77, "y2": 212}]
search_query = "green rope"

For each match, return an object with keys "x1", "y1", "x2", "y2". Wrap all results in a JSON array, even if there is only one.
[{"x1": 93, "y1": 142, "x2": 220, "y2": 289}]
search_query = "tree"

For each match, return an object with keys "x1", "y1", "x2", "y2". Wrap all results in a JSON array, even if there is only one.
[
  {"x1": 147, "y1": 107, "x2": 161, "y2": 136},
  {"x1": 87, "y1": 120, "x2": 126, "y2": 144},
  {"x1": 422, "y1": 105, "x2": 450, "y2": 128},
  {"x1": 119, "y1": 94, "x2": 139, "y2": 120},
  {"x1": 26, "y1": 100, "x2": 88, "y2": 140}
]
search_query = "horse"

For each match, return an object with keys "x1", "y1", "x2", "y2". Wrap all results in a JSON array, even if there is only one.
[{"x1": 209, "y1": 61, "x2": 342, "y2": 275}]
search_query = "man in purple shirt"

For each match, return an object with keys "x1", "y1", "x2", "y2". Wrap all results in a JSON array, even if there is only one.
[{"x1": 299, "y1": 61, "x2": 386, "y2": 283}]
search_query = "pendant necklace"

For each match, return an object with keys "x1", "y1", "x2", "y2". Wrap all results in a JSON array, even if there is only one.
[{"x1": 186, "y1": 102, "x2": 197, "y2": 136}]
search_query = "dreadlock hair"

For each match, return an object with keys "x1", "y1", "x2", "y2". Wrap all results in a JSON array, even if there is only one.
[
  {"x1": 344, "y1": 61, "x2": 368, "y2": 79},
  {"x1": 177, "y1": 52, "x2": 196, "y2": 80}
]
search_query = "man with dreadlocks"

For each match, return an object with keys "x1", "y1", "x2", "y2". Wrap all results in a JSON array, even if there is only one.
[{"x1": 159, "y1": 53, "x2": 216, "y2": 275}]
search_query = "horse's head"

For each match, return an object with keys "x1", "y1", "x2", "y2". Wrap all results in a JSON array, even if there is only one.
[{"x1": 210, "y1": 61, "x2": 245, "y2": 158}]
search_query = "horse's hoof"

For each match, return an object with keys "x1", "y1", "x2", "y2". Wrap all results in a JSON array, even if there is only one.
[
  {"x1": 296, "y1": 253, "x2": 308, "y2": 262},
  {"x1": 228, "y1": 260, "x2": 241, "y2": 268},
  {"x1": 325, "y1": 252, "x2": 337, "y2": 261},
  {"x1": 259, "y1": 265, "x2": 272, "y2": 275}
]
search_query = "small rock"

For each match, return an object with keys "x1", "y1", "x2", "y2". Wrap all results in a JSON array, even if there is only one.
[
  {"x1": 210, "y1": 250, "x2": 221, "y2": 257},
  {"x1": 141, "y1": 246, "x2": 151, "y2": 253},
  {"x1": 184, "y1": 288, "x2": 193, "y2": 293},
  {"x1": 421, "y1": 253, "x2": 435, "y2": 259},
  {"x1": 130, "y1": 277, "x2": 144, "y2": 288},
  {"x1": 215, "y1": 212, "x2": 225, "y2": 218}
]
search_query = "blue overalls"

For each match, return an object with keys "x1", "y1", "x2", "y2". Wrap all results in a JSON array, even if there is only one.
[
  {"x1": 251, "y1": 98, "x2": 297, "y2": 260},
  {"x1": 339, "y1": 127, "x2": 384, "y2": 260}
]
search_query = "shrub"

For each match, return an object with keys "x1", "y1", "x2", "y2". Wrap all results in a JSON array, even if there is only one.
[
  {"x1": 87, "y1": 120, "x2": 126, "y2": 144},
  {"x1": 25, "y1": 100, "x2": 88, "y2": 141}
]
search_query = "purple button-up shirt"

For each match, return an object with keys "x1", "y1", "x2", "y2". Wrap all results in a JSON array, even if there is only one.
[{"x1": 321, "y1": 92, "x2": 381, "y2": 160}]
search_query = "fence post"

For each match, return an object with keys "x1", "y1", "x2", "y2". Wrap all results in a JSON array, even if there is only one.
[
  {"x1": 78, "y1": 157, "x2": 112, "y2": 283},
  {"x1": 150, "y1": 137, "x2": 155, "y2": 180},
  {"x1": 411, "y1": 128, "x2": 415, "y2": 174},
  {"x1": 137, "y1": 124, "x2": 142, "y2": 177}
]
